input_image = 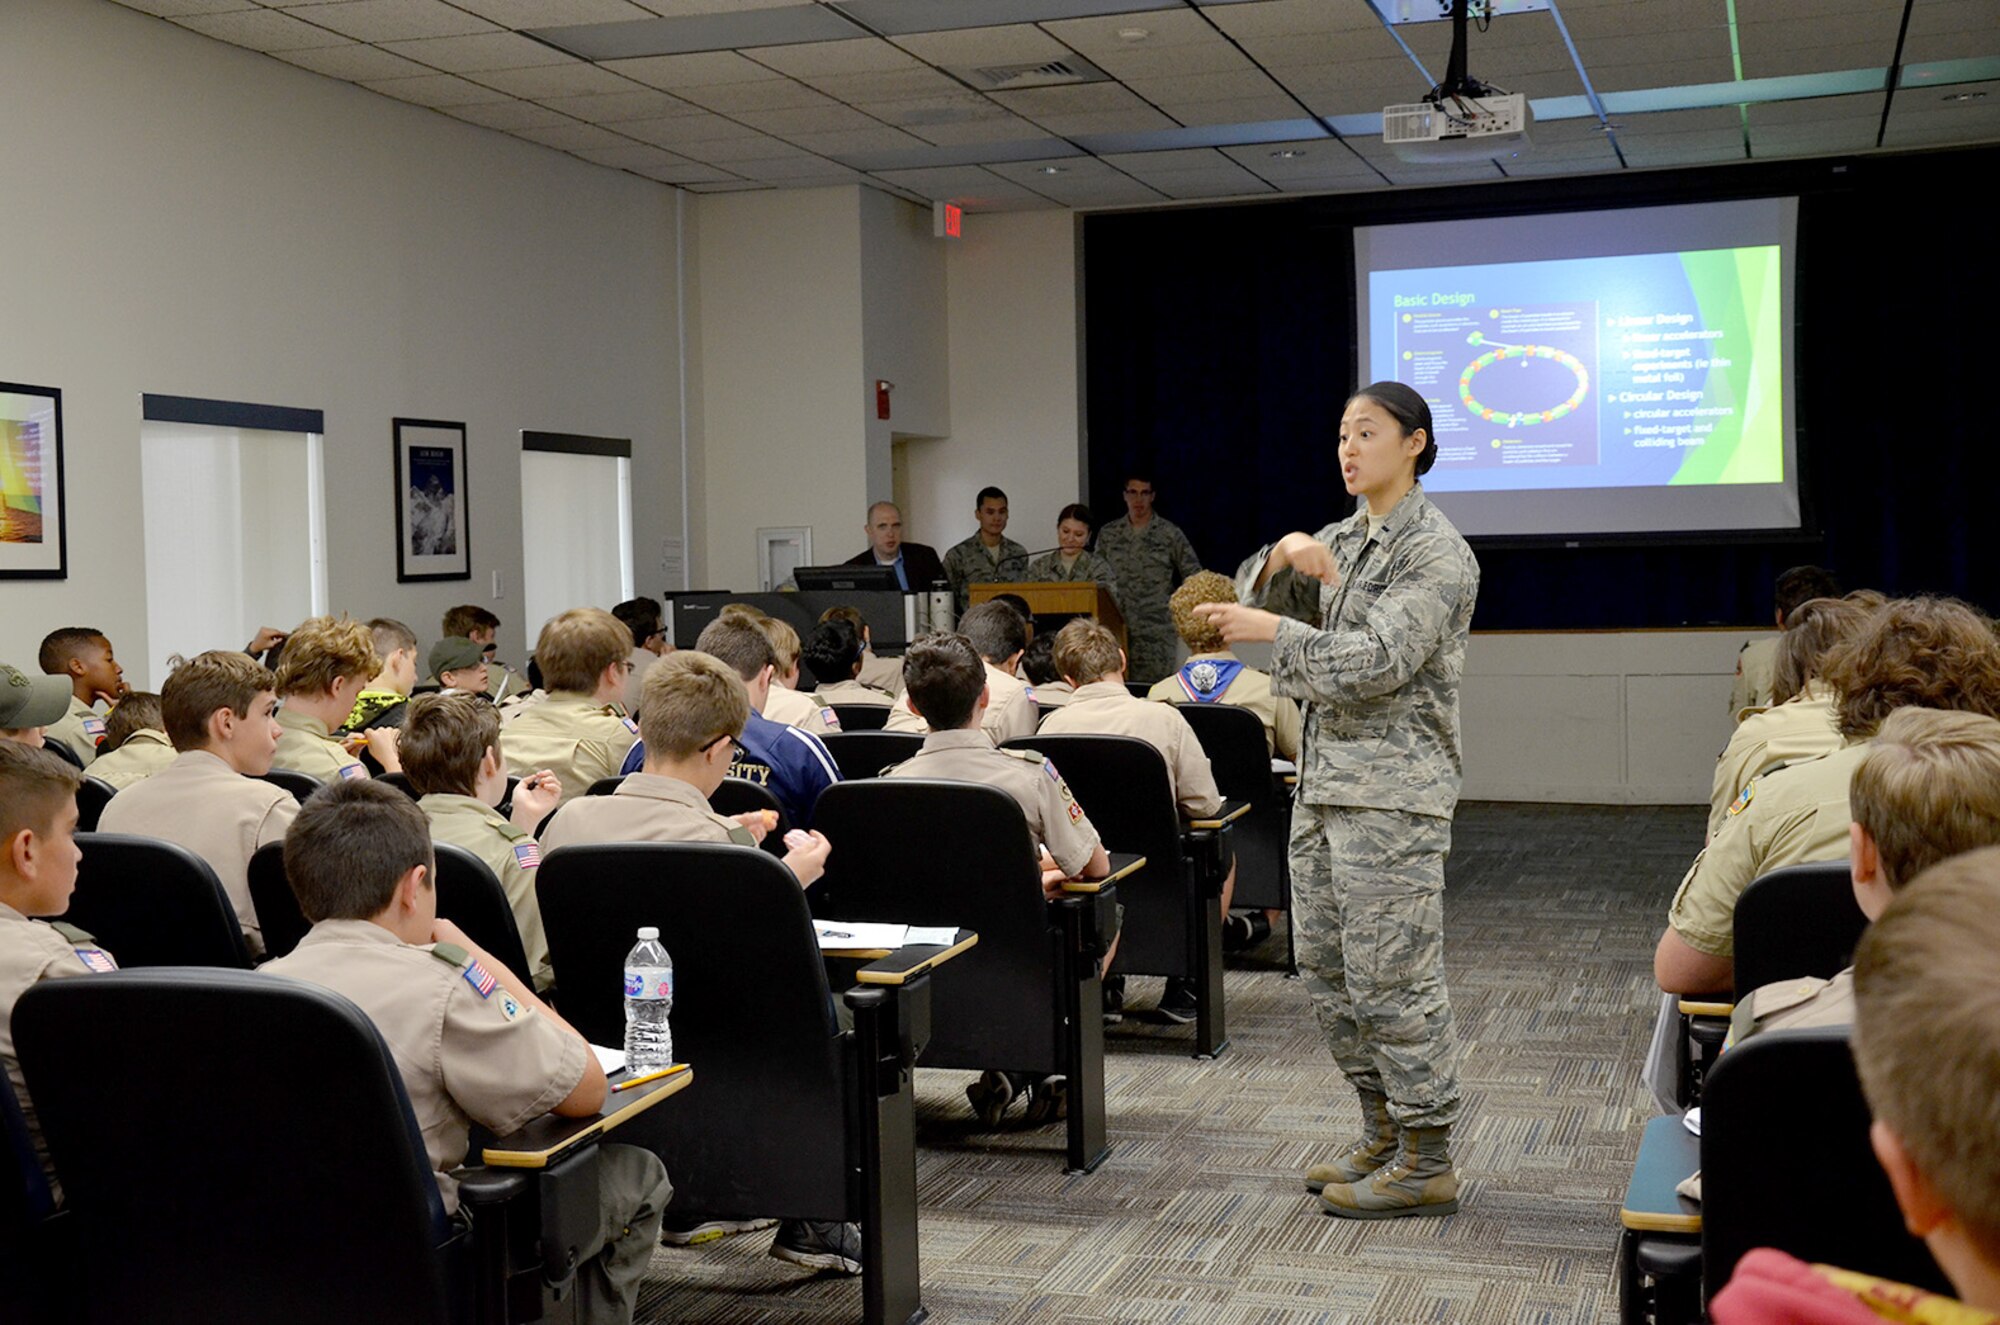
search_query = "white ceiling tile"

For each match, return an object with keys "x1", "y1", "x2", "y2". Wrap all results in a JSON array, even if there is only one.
[
  {"x1": 869, "y1": 163, "x2": 1030, "y2": 195},
  {"x1": 1161, "y1": 93, "x2": 1307, "y2": 125},
  {"x1": 107, "y1": 0, "x2": 257, "y2": 16},
  {"x1": 470, "y1": 61, "x2": 644, "y2": 97},
  {"x1": 380, "y1": 33, "x2": 576, "y2": 73},
  {"x1": 671, "y1": 78, "x2": 838, "y2": 112},
  {"x1": 637, "y1": 161, "x2": 751, "y2": 184},
  {"x1": 172, "y1": 8, "x2": 349, "y2": 50},
  {"x1": 1615, "y1": 127, "x2": 1747, "y2": 161},
  {"x1": 747, "y1": 38, "x2": 924, "y2": 77},
  {"x1": 1087, "y1": 42, "x2": 1259, "y2": 81},
  {"x1": 1146, "y1": 173, "x2": 1275, "y2": 198},
  {"x1": 731, "y1": 156, "x2": 868, "y2": 180},
  {"x1": 795, "y1": 66, "x2": 966, "y2": 100},
  {"x1": 1906, "y1": 0, "x2": 2000, "y2": 37},
  {"x1": 634, "y1": 0, "x2": 811, "y2": 12},
  {"x1": 1121, "y1": 68, "x2": 1290, "y2": 104},
  {"x1": 514, "y1": 120, "x2": 638, "y2": 150},
  {"x1": 607, "y1": 50, "x2": 788, "y2": 88},
  {"x1": 439, "y1": 100, "x2": 580, "y2": 129},
  {"x1": 1098, "y1": 146, "x2": 1232, "y2": 171},
  {"x1": 683, "y1": 180, "x2": 771, "y2": 192},
  {"x1": 1230, "y1": 26, "x2": 1410, "y2": 71},
  {"x1": 1904, "y1": 26, "x2": 2000, "y2": 61},
  {"x1": 1741, "y1": 10, "x2": 1906, "y2": 49},
  {"x1": 782, "y1": 125, "x2": 933, "y2": 154},
  {"x1": 538, "y1": 89, "x2": 702, "y2": 120},
  {"x1": 732, "y1": 103, "x2": 887, "y2": 134},
  {"x1": 1749, "y1": 119, "x2": 1881, "y2": 155},
  {"x1": 677, "y1": 137, "x2": 820, "y2": 161},
  {"x1": 572, "y1": 142, "x2": 699, "y2": 170},
  {"x1": 447, "y1": 0, "x2": 659, "y2": 21},
  {"x1": 620, "y1": 112, "x2": 771, "y2": 145},
  {"x1": 1607, "y1": 106, "x2": 1744, "y2": 135},
  {"x1": 1568, "y1": 26, "x2": 1734, "y2": 66},
  {"x1": 1021, "y1": 107, "x2": 1180, "y2": 134},
  {"x1": 892, "y1": 24, "x2": 1072, "y2": 69},
  {"x1": 987, "y1": 156, "x2": 1121, "y2": 184},
  {"x1": 1204, "y1": 0, "x2": 1396, "y2": 40},
  {"x1": 1043, "y1": 8, "x2": 1207, "y2": 54},
  {"x1": 894, "y1": 110, "x2": 1048, "y2": 145},
  {"x1": 1741, "y1": 39, "x2": 1899, "y2": 79},
  {"x1": 271, "y1": 42, "x2": 434, "y2": 80},
  {"x1": 1746, "y1": 93, "x2": 1881, "y2": 127},
  {"x1": 358, "y1": 72, "x2": 516, "y2": 105},
  {"x1": 280, "y1": 0, "x2": 499, "y2": 43},
  {"x1": 990, "y1": 81, "x2": 1155, "y2": 115},
  {"x1": 1589, "y1": 56, "x2": 1739, "y2": 92}
]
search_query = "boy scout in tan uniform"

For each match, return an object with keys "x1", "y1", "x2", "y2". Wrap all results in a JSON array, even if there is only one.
[
  {"x1": 1041, "y1": 678, "x2": 1223, "y2": 820},
  {"x1": 87, "y1": 727, "x2": 175, "y2": 789},
  {"x1": 0, "y1": 742, "x2": 116, "y2": 1203},
  {"x1": 272, "y1": 616, "x2": 389, "y2": 781},
  {"x1": 501, "y1": 608, "x2": 642, "y2": 806},
  {"x1": 38, "y1": 628, "x2": 129, "y2": 767},
  {"x1": 815, "y1": 678, "x2": 894, "y2": 710},
  {"x1": 274, "y1": 708, "x2": 368, "y2": 780},
  {"x1": 1144, "y1": 572, "x2": 1302, "y2": 761},
  {"x1": 261, "y1": 779, "x2": 669, "y2": 1325},
  {"x1": 884, "y1": 662, "x2": 1036, "y2": 743},
  {"x1": 763, "y1": 683, "x2": 842, "y2": 736},
  {"x1": 0, "y1": 662, "x2": 73, "y2": 745},
  {"x1": 1708, "y1": 679, "x2": 1840, "y2": 841}
]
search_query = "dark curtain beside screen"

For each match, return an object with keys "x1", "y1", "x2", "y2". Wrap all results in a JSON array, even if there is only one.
[{"x1": 1083, "y1": 144, "x2": 2000, "y2": 629}]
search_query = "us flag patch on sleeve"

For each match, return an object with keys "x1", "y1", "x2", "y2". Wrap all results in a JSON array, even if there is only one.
[
  {"x1": 463, "y1": 962, "x2": 498, "y2": 998},
  {"x1": 623, "y1": 717, "x2": 640, "y2": 733},
  {"x1": 821, "y1": 708, "x2": 841, "y2": 729},
  {"x1": 75, "y1": 947, "x2": 118, "y2": 974},
  {"x1": 514, "y1": 841, "x2": 542, "y2": 870},
  {"x1": 83, "y1": 716, "x2": 106, "y2": 738},
  {"x1": 339, "y1": 763, "x2": 369, "y2": 780}
]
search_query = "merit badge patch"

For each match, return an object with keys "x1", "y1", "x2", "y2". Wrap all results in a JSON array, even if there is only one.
[
  {"x1": 514, "y1": 841, "x2": 542, "y2": 870},
  {"x1": 463, "y1": 961, "x2": 498, "y2": 999},
  {"x1": 498, "y1": 993, "x2": 522, "y2": 1021},
  {"x1": 339, "y1": 763, "x2": 368, "y2": 780},
  {"x1": 1727, "y1": 782, "x2": 1755, "y2": 817},
  {"x1": 1067, "y1": 798, "x2": 1084, "y2": 824},
  {"x1": 75, "y1": 947, "x2": 118, "y2": 974}
]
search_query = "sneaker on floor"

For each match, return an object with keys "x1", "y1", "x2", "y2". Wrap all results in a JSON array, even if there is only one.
[
  {"x1": 769, "y1": 1219, "x2": 863, "y2": 1275},
  {"x1": 660, "y1": 1216, "x2": 777, "y2": 1246},
  {"x1": 1157, "y1": 977, "x2": 1198, "y2": 1024},
  {"x1": 965, "y1": 1069, "x2": 1017, "y2": 1128},
  {"x1": 1222, "y1": 911, "x2": 1272, "y2": 951},
  {"x1": 1022, "y1": 1074, "x2": 1068, "y2": 1126},
  {"x1": 1102, "y1": 975, "x2": 1125, "y2": 1026}
]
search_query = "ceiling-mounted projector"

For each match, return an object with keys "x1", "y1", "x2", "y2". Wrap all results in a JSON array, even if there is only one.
[{"x1": 1383, "y1": 0, "x2": 1534, "y2": 164}]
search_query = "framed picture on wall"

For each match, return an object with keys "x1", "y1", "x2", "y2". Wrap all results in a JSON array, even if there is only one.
[
  {"x1": 393, "y1": 418, "x2": 470, "y2": 582},
  {"x1": 0, "y1": 381, "x2": 66, "y2": 579}
]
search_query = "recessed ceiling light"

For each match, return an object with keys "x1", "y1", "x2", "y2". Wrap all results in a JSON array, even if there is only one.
[
  {"x1": 1270, "y1": 149, "x2": 1306, "y2": 159},
  {"x1": 1116, "y1": 27, "x2": 1149, "y2": 42},
  {"x1": 1037, "y1": 165, "x2": 1067, "y2": 174},
  {"x1": 1944, "y1": 90, "x2": 1988, "y2": 103}
]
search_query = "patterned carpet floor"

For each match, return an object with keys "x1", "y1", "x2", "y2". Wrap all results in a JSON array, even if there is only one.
[{"x1": 635, "y1": 800, "x2": 1707, "y2": 1324}]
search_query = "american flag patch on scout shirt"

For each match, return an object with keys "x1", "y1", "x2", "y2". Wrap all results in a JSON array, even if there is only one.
[
  {"x1": 623, "y1": 717, "x2": 640, "y2": 733},
  {"x1": 339, "y1": 763, "x2": 368, "y2": 780},
  {"x1": 83, "y1": 716, "x2": 106, "y2": 738},
  {"x1": 514, "y1": 841, "x2": 542, "y2": 870},
  {"x1": 821, "y1": 708, "x2": 841, "y2": 729},
  {"x1": 75, "y1": 947, "x2": 118, "y2": 974},
  {"x1": 464, "y1": 962, "x2": 498, "y2": 998}
]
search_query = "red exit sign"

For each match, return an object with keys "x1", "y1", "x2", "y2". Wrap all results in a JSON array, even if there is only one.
[{"x1": 932, "y1": 201, "x2": 962, "y2": 240}]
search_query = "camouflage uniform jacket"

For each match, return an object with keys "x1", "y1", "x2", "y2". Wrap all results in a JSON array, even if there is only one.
[
  {"x1": 943, "y1": 534, "x2": 1031, "y2": 611},
  {"x1": 1234, "y1": 484, "x2": 1478, "y2": 820},
  {"x1": 1096, "y1": 514, "x2": 1201, "y2": 655}
]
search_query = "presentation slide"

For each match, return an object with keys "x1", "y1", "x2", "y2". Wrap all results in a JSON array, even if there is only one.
[{"x1": 1356, "y1": 198, "x2": 1798, "y2": 539}]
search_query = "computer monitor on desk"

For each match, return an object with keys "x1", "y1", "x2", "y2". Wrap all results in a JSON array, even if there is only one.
[{"x1": 794, "y1": 564, "x2": 902, "y2": 593}]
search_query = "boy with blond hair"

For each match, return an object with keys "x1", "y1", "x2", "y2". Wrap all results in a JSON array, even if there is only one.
[
  {"x1": 502, "y1": 608, "x2": 641, "y2": 805},
  {"x1": 0, "y1": 742, "x2": 114, "y2": 1203},
  {"x1": 274, "y1": 615, "x2": 393, "y2": 780},
  {"x1": 400, "y1": 692, "x2": 563, "y2": 991},
  {"x1": 86, "y1": 691, "x2": 174, "y2": 790},
  {"x1": 98, "y1": 651, "x2": 298, "y2": 953},
  {"x1": 751, "y1": 612, "x2": 841, "y2": 737}
]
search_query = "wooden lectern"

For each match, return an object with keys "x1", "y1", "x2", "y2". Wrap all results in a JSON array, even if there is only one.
[{"x1": 968, "y1": 582, "x2": 1126, "y2": 648}]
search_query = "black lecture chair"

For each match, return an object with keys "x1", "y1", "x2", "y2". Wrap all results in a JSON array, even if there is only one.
[
  {"x1": 819, "y1": 732, "x2": 924, "y2": 782},
  {"x1": 74, "y1": 777, "x2": 117, "y2": 834},
  {"x1": 261, "y1": 768, "x2": 322, "y2": 805},
  {"x1": 14, "y1": 968, "x2": 608, "y2": 1324},
  {"x1": 813, "y1": 779, "x2": 1119, "y2": 1172},
  {"x1": 1005, "y1": 733, "x2": 1235, "y2": 1058},
  {"x1": 376, "y1": 771, "x2": 420, "y2": 801},
  {"x1": 1701, "y1": 1026, "x2": 1950, "y2": 1303},
  {"x1": 536, "y1": 842, "x2": 936, "y2": 1325},
  {"x1": 1732, "y1": 860, "x2": 1867, "y2": 998},
  {"x1": 585, "y1": 776, "x2": 626, "y2": 797},
  {"x1": 2, "y1": 1065, "x2": 64, "y2": 1325},
  {"x1": 828, "y1": 704, "x2": 892, "y2": 732},
  {"x1": 66, "y1": 834, "x2": 252, "y2": 970},
  {"x1": 39, "y1": 741, "x2": 85, "y2": 771},
  {"x1": 249, "y1": 841, "x2": 532, "y2": 981},
  {"x1": 1121, "y1": 681, "x2": 1151, "y2": 699},
  {"x1": 708, "y1": 777, "x2": 791, "y2": 859},
  {"x1": 1172, "y1": 702, "x2": 1295, "y2": 971}
]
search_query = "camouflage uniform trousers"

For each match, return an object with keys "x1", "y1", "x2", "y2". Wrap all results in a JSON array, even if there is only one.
[
  {"x1": 1290, "y1": 802, "x2": 1462, "y2": 1128},
  {"x1": 1123, "y1": 618, "x2": 1182, "y2": 688}
]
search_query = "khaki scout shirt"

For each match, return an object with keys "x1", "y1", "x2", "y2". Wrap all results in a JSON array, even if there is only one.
[
  {"x1": 45, "y1": 695, "x2": 107, "y2": 767},
  {"x1": 884, "y1": 729, "x2": 1101, "y2": 877},
  {"x1": 1, "y1": 905, "x2": 116, "y2": 1199},
  {"x1": 814, "y1": 679, "x2": 895, "y2": 710},
  {"x1": 539, "y1": 772, "x2": 758, "y2": 853},
  {"x1": 1708, "y1": 681, "x2": 1841, "y2": 841},
  {"x1": 856, "y1": 650, "x2": 904, "y2": 697},
  {"x1": 420, "y1": 794, "x2": 553, "y2": 991},
  {"x1": 86, "y1": 728, "x2": 176, "y2": 790},
  {"x1": 884, "y1": 662, "x2": 1038, "y2": 745},
  {"x1": 765, "y1": 683, "x2": 842, "y2": 736},
  {"x1": 501, "y1": 691, "x2": 640, "y2": 806},
  {"x1": 1730, "y1": 966, "x2": 1855, "y2": 1046},
  {"x1": 97, "y1": 749, "x2": 299, "y2": 953},
  {"x1": 274, "y1": 708, "x2": 366, "y2": 782},
  {"x1": 1031, "y1": 679, "x2": 1075, "y2": 710},
  {"x1": 1146, "y1": 651, "x2": 1303, "y2": 761},
  {"x1": 1729, "y1": 636, "x2": 1780, "y2": 720},
  {"x1": 1668, "y1": 740, "x2": 1866, "y2": 959},
  {"x1": 262, "y1": 920, "x2": 586, "y2": 1214},
  {"x1": 1039, "y1": 680, "x2": 1224, "y2": 818},
  {"x1": 1234, "y1": 483, "x2": 1478, "y2": 820}
]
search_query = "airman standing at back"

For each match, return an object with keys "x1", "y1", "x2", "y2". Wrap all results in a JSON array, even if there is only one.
[
  {"x1": 942, "y1": 487, "x2": 1030, "y2": 615},
  {"x1": 1093, "y1": 473, "x2": 1202, "y2": 688}
]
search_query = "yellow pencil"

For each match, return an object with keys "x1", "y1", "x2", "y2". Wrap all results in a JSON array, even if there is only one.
[{"x1": 612, "y1": 1063, "x2": 689, "y2": 1092}]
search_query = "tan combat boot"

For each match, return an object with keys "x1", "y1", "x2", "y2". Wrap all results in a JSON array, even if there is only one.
[
  {"x1": 1304, "y1": 1090, "x2": 1398, "y2": 1193},
  {"x1": 1318, "y1": 1124, "x2": 1460, "y2": 1219}
]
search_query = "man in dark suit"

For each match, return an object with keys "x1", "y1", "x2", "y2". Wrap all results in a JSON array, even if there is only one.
[{"x1": 843, "y1": 501, "x2": 945, "y2": 591}]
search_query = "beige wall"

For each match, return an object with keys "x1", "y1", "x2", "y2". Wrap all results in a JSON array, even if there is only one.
[{"x1": 0, "y1": 0, "x2": 683, "y2": 681}]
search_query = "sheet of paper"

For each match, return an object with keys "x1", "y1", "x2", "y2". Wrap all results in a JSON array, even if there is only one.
[
  {"x1": 1271, "y1": 758, "x2": 1298, "y2": 774},
  {"x1": 592, "y1": 1044, "x2": 626, "y2": 1074},
  {"x1": 905, "y1": 926, "x2": 958, "y2": 947},
  {"x1": 815, "y1": 921, "x2": 909, "y2": 950}
]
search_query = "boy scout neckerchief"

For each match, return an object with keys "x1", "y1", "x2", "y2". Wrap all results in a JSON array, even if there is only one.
[{"x1": 1176, "y1": 658, "x2": 1245, "y2": 703}]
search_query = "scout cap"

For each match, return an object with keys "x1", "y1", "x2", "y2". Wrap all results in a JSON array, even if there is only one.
[
  {"x1": 0, "y1": 663, "x2": 73, "y2": 729},
  {"x1": 428, "y1": 636, "x2": 486, "y2": 682}
]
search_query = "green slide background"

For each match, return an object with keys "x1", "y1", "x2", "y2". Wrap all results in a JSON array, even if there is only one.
[{"x1": 1668, "y1": 245, "x2": 1784, "y2": 485}]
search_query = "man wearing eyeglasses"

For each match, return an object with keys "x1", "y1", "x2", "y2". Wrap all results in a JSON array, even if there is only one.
[
  {"x1": 613, "y1": 597, "x2": 672, "y2": 717},
  {"x1": 1093, "y1": 472, "x2": 1203, "y2": 687}
]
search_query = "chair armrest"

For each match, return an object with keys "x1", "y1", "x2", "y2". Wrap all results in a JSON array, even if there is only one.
[
  {"x1": 1678, "y1": 1000, "x2": 1735, "y2": 1018},
  {"x1": 1053, "y1": 886, "x2": 1119, "y2": 959},
  {"x1": 1621, "y1": 1114, "x2": 1702, "y2": 1233},
  {"x1": 1187, "y1": 800, "x2": 1251, "y2": 830},
  {"x1": 456, "y1": 1166, "x2": 535, "y2": 1208},
  {"x1": 481, "y1": 1068, "x2": 693, "y2": 1168},
  {"x1": 852, "y1": 930, "x2": 979, "y2": 986}
]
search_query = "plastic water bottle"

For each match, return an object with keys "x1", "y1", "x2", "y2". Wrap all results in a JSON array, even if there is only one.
[{"x1": 623, "y1": 926, "x2": 674, "y2": 1073}]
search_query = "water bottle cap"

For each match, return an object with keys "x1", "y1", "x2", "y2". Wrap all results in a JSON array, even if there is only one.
[{"x1": 636, "y1": 926, "x2": 659, "y2": 940}]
